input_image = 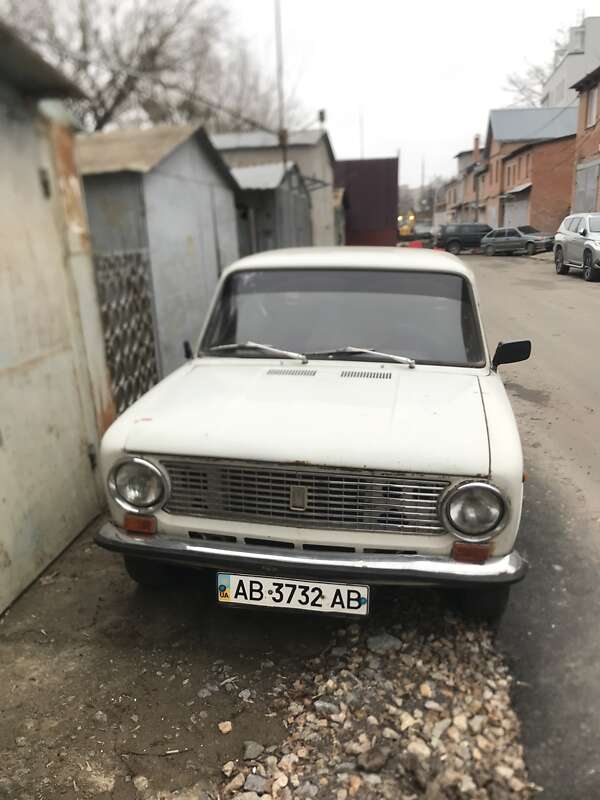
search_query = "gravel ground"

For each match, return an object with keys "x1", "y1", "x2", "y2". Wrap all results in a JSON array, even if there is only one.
[
  {"x1": 216, "y1": 621, "x2": 534, "y2": 800},
  {"x1": 0, "y1": 521, "x2": 535, "y2": 800}
]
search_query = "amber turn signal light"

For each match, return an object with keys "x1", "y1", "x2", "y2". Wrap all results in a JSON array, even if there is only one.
[
  {"x1": 123, "y1": 514, "x2": 157, "y2": 534},
  {"x1": 451, "y1": 541, "x2": 491, "y2": 564}
]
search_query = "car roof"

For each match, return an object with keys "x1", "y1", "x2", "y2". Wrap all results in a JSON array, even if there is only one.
[{"x1": 223, "y1": 247, "x2": 476, "y2": 281}]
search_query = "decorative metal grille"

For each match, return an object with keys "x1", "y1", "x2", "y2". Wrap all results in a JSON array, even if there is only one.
[{"x1": 94, "y1": 250, "x2": 159, "y2": 414}]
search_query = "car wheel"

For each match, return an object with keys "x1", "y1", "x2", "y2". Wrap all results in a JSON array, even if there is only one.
[
  {"x1": 123, "y1": 555, "x2": 177, "y2": 588},
  {"x1": 526, "y1": 242, "x2": 536, "y2": 256},
  {"x1": 485, "y1": 245, "x2": 494, "y2": 257},
  {"x1": 554, "y1": 247, "x2": 569, "y2": 275},
  {"x1": 454, "y1": 585, "x2": 511, "y2": 625},
  {"x1": 583, "y1": 250, "x2": 599, "y2": 281},
  {"x1": 447, "y1": 240, "x2": 461, "y2": 255}
]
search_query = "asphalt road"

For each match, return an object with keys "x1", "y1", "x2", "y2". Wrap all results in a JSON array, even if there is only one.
[{"x1": 465, "y1": 252, "x2": 600, "y2": 798}]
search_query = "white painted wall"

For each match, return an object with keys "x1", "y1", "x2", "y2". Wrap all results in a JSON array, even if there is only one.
[
  {"x1": 0, "y1": 85, "x2": 111, "y2": 611},
  {"x1": 543, "y1": 18, "x2": 600, "y2": 108}
]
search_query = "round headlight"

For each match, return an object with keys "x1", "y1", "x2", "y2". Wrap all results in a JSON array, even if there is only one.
[
  {"x1": 444, "y1": 482, "x2": 505, "y2": 540},
  {"x1": 111, "y1": 459, "x2": 165, "y2": 510}
]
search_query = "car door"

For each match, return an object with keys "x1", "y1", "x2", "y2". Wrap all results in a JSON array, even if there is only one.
[
  {"x1": 568, "y1": 216, "x2": 585, "y2": 265},
  {"x1": 492, "y1": 229, "x2": 506, "y2": 252},
  {"x1": 505, "y1": 228, "x2": 522, "y2": 253}
]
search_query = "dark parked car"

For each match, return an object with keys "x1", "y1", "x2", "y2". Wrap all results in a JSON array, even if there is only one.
[
  {"x1": 435, "y1": 223, "x2": 492, "y2": 255},
  {"x1": 482, "y1": 226, "x2": 554, "y2": 256}
]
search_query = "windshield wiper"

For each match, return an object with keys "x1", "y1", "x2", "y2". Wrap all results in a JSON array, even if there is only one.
[
  {"x1": 305, "y1": 346, "x2": 415, "y2": 368},
  {"x1": 206, "y1": 341, "x2": 308, "y2": 363}
]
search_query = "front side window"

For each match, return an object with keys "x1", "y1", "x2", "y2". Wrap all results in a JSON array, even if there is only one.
[
  {"x1": 587, "y1": 87, "x2": 598, "y2": 127},
  {"x1": 202, "y1": 269, "x2": 486, "y2": 368},
  {"x1": 589, "y1": 215, "x2": 600, "y2": 232}
]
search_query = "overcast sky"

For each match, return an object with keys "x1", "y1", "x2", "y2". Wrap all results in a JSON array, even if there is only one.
[{"x1": 228, "y1": 0, "x2": 600, "y2": 185}]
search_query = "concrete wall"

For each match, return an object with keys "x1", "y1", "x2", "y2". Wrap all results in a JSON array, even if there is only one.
[
  {"x1": 220, "y1": 141, "x2": 335, "y2": 246},
  {"x1": 0, "y1": 83, "x2": 112, "y2": 612},
  {"x1": 143, "y1": 137, "x2": 239, "y2": 375}
]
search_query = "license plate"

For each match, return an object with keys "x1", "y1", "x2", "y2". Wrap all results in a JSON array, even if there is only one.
[{"x1": 217, "y1": 573, "x2": 369, "y2": 616}]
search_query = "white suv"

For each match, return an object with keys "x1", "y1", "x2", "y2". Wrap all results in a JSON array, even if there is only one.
[{"x1": 554, "y1": 213, "x2": 600, "y2": 281}]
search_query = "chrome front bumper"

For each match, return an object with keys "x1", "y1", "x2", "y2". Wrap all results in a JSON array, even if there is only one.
[{"x1": 95, "y1": 523, "x2": 527, "y2": 586}]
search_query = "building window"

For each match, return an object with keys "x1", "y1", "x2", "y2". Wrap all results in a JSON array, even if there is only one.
[
  {"x1": 518, "y1": 157, "x2": 522, "y2": 178},
  {"x1": 587, "y1": 86, "x2": 598, "y2": 128},
  {"x1": 526, "y1": 153, "x2": 531, "y2": 177},
  {"x1": 495, "y1": 161, "x2": 499, "y2": 182}
]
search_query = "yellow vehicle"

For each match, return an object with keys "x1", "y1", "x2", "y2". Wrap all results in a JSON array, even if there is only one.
[{"x1": 398, "y1": 210, "x2": 416, "y2": 239}]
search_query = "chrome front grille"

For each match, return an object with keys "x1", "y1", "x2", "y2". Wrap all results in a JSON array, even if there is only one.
[{"x1": 159, "y1": 457, "x2": 449, "y2": 535}]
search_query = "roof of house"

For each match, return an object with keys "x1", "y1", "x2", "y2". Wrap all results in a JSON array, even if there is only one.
[
  {"x1": 0, "y1": 20, "x2": 84, "y2": 98},
  {"x1": 211, "y1": 129, "x2": 335, "y2": 165},
  {"x1": 572, "y1": 64, "x2": 600, "y2": 92},
  {"x1": 76, "y1": 123, "x2": 238, "y2": 191},
  {"x1": 231, "y1": 160, "x2": 295, "y2": 190},
  {"x1": 224, "y1": 247, "x2": 474, "y2": 281},
  {"x1": 487, "y1": 106, "x2": 578, "y2": 145}
]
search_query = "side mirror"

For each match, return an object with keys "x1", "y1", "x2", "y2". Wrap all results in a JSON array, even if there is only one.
[
  {"x1": 492, "y1": 340, "x2": 531, "y2": 370},
  {"x1": 183, "y1": 340, "x2": 193, "y2": 359},
  {"x1": 580, "y1": 228, "x2": 588, "y2": 237}
]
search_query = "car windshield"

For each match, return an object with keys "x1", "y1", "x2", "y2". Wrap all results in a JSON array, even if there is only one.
[
  {"x1": 589, "y1": 215, "x2": 600, "y2": 233},
  {"x1": 517, "y1": 226, "x2": 539, "y2": 234},
  {"x1": 201, "y1": 268, "x2": 486, "y2": 367}
]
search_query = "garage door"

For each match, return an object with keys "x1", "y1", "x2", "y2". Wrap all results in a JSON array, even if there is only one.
[
  {"x1": 504, "y1": 194, "x2": 530, "y2": 227},
  {"x1": 574, "y1": 164, "x2": 599, "y2": 212}
]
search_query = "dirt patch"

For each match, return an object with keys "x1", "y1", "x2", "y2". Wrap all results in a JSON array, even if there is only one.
[{"x1": 0, "y1": 520, "x2": 532, "y2": 799}]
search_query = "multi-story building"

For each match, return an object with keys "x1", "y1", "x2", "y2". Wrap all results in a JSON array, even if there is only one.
[
  {"x1": 542, "y1": 17, "x2": 600, "y2": 108},
  {"x1": 571, "y1": 65, "x2": 600, "y2": 211}
]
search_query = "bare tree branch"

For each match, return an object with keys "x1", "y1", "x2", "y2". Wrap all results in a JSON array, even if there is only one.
[{"x1": 1, "y1": 0, "x2": 304, "y2": 132}]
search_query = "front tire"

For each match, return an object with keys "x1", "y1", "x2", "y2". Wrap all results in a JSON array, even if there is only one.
[
  {"x1": 555, "y1": 247, "x2": 569, "y2": 275},
  {"x1": 485, "y1": 245, "x2": 494, "y2": 257},
  {"x1": 583, "y1": 250, "x2": 599, "y2": 281},
  {"x1": 447, "y1": 240, "x2": 461, "y2": 255},
  {"x1": 526, "y1": 242, "x2": 536, "y2": 256},
  {"x1": 455, "y1": 585, "x2": 510, "y2": 625},
  {"x1": 124, "y1": 555, "x2": 177, "y2": 588}
]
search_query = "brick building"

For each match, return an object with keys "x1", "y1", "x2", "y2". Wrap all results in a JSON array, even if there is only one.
[
  {"x1": 501, "y1": 136, "x2": 575, "y2": 230},
  {"x1": 571, "y1": 65, "x2": 600, "y2": 211},
  {"x1": 479, "y1": 107, "x2": 577, "y2": 228}
]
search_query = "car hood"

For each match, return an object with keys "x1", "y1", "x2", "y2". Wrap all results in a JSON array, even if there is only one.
[{"x1": 118, "y1": 360, "x2": 490, "y2": 477}]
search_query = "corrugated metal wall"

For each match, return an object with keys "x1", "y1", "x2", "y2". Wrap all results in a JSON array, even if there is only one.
[
  {"x1": 143, "y1": 137, "x2": 239, "y2": 377},
  {"x1": 0, "y1": 85, "x2": 112, "y2": 611}
]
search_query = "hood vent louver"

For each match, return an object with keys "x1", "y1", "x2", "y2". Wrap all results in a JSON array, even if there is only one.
[
  {"x1": 340, "y1": 370, "x2": 392, "y2": 380},
  {"x1": 266, "y1": 368, "x2": 317, "y2": 376}
]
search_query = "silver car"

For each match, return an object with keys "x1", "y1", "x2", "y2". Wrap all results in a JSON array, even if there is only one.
[
  {"x1": 482, "y1": 226, "x2": 554, "y2": 257},
  {"x1": 554, "y1": 213, "x2": 600, "y2": 282}
]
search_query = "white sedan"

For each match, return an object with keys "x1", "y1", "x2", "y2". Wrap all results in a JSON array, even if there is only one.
[{"x1": 96, "y1": 248, "x2": 530, "y2": 623}]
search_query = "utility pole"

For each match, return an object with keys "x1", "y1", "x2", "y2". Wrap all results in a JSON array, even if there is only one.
[{"x1": 274, "y1": 0, "x2": 287, "y2": 170}]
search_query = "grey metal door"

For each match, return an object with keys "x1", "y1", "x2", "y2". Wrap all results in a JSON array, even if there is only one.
[{"x1": 504, "y1": 196, "x2": 530, "y2": 228}]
